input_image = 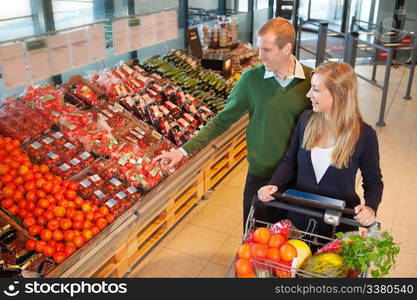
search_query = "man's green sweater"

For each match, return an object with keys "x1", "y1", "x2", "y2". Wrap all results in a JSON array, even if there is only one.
[{"x1": 183, "y1": 64, "x2": 312, "y2": 178}]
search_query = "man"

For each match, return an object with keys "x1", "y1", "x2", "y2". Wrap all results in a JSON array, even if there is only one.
[{"x1": 154, "y1": 17, "x2": 312, "y2": 228}]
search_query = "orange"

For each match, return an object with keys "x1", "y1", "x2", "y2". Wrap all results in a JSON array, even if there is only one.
[
  {"x1": 235, "y1": 258, "x2": 253, "y2": 276},
  {"x1": 250, "y1": 243, "x2": 269, "y2": 258},
  {"x1": 279, "y1": 242, "x2": 297, "y2": 262},
  {"x1": 267, "y1": 247, "x2": 281, "y2": 262},
  {"x1": 268, "y1": 233, "x2": 286, "y2": 248},
  {"x1": 238, "y1": 243, "x2": 252, "y2": 259},
  {"x1": 253, "y1": 227, "x2": 270, "y2": 244}
]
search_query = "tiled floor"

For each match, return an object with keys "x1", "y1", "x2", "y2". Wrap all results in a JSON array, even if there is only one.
[{"x1": 127, "y1": 63, "x2": 417, "y2": 278}]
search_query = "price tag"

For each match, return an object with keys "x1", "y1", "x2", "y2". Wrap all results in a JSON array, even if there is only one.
[{"x1": 80, "y1": 179, "x2": 91, "y2": 188}]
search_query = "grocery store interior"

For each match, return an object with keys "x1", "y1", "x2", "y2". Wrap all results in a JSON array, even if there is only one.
[{"x1": 0, "y1": 0, "x2": 417, "y2": 279}]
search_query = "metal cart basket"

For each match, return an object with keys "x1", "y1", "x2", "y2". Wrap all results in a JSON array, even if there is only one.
[{"x1": 226, "y1": 189, "x2": 380, "y2": 278}]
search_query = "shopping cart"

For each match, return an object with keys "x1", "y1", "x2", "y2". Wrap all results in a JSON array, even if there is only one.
[{"x1": 226, "y1": 189, "x2": 380, "y2": 278}]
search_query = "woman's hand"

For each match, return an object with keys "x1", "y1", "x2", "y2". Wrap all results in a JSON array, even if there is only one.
[
  {"x1": 354, "y1": 205, "x2": 376, "y2": 226},
  {"x1": 257, "y1": 185, "x2": 278, "y2": 202}
]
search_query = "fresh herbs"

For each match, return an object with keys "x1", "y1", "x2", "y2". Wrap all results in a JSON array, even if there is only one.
[{"x1": 335, "y1": 231, "x2": 400, "y2": 278}]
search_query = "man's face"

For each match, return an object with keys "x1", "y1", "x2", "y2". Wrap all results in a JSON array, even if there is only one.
[{"x1": 257, "y1": 33, "x2": 289, "y2": 73}]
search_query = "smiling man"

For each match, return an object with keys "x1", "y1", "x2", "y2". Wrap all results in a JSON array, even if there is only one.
[{"x1": 154, "y1": 17, "x2": 312, "y2": 228}]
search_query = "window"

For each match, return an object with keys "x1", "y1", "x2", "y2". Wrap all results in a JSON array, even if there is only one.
[
  {"x1": 0, "y1": 0, "x2": 35, "y2": 41},
  {"x1": 52, "y1": 0, "x2": 94, "y2": 30}
]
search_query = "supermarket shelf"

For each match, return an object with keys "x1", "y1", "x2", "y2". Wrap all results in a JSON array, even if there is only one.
[{"x1": 45, "y1": 114, "x2": 248, "y2": 278}]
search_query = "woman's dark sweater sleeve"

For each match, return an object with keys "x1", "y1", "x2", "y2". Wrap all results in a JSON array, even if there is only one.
[
  {"x1": 360, "y1": 127, "x2": 383, "y2": 213},
  {"x1": 268, "y1": 111, "x2": 307, "y2": 188}
]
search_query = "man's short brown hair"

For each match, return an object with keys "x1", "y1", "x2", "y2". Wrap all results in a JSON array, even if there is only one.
[{"x1": 257, "y1": 17, "x2": 295, "y2": 49}]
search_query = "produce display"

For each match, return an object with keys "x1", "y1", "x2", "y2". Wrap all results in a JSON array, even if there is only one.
[
  {"x1": 142, "y1": 54, "x2": 234, "y2": 112},
  {"x1": 0, "y1": 135, "x2": 117, "y2": 268},
  {"x1": 0, "y1": 220, "x2": 55, "y2": 278},
  {"x1": 204, "y1": 42, "x2": 261, "y2": 74},
  {"x1": 90, "y1": 62, "x2": 215, "y2": 147},
  {"x1": 234, "y1": 221, "x2": 399, "y2": 278},
  {"x1": 0, "y1": 96, "x2": 52, "y2": 143}
]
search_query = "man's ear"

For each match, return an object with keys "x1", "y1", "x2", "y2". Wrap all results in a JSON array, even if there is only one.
[{"x1": 284, "y1": 42, "x2": 293, "y2": 55}]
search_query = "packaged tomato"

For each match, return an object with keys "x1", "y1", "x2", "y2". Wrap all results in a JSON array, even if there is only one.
[
  {"x1": 79, "y1": 178, "x2": 94, "y2": 198},
  {"x1": 76, "y1": 151, "x2": 94, "y2": 169},
  {"x1": 89, "y1": 174, "x2": 104, "y2": 187},
  {"x1": 61, "y1": 142, "x2": 78, "y2": 158},
  {"x1": 43, "y1": 151, "x2": 63, "y2": 166},
  {"x1": 68, "y1": 156, "x2": 83, "y2": 175},
  {"x1": 52, "y1": 163, "x2": 75, "y2": 179},
  {"x1": 104, "y1": 177, "x2": 124, "y2": 195},
  {"x1": 50, "y1": 131, "x2": 66, "y2": 146},
  {"x1": 23, "y1": 141, "x2": 46, "y2": 161},
  {"x1": 90, "y1": 189, "x2": 108, "y2": 206},
  {"x1": 125, "y1": 185, "x2": 142, "y2": 202},
  {"x1": 105, "y1": 198, "x2": 120, "y2": 215}
]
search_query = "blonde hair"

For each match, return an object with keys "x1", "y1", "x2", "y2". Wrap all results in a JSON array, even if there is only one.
[
  {"x1": 257, "y1": 17, "x2": 295, "y2": 50},
  {"x1": 303, "y1": 62, "x2": 362, "y2": 169}
]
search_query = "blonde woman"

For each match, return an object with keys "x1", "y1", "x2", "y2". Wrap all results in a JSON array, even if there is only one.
[{"x1": 257, "y1": 62, "x2": 383, "y2": 236}]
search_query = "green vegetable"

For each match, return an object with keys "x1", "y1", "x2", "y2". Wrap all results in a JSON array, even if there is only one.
[{"x1": 335, "y1": 231, "x2": 400, "y2": 278}]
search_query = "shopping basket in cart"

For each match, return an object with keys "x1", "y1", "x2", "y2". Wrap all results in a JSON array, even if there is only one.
[{"x1": 227, "y1": 189, "x2": 380, "y2": 278}]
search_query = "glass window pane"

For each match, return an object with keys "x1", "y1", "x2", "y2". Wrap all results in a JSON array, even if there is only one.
[
  {"x1": 0, "y1": 0, "x2": 34, "y2": 41},
  {"x1": 52, "y1": 0, "x2": 94, "y2": 30}
]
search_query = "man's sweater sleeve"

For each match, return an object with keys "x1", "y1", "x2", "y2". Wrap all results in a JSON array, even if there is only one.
[
  {"x1": 360, "y1": 127, "x2": 384, "y2": 213},
  {"x1": 182, "y1": 72, "x2": 250, "y2": 155}
]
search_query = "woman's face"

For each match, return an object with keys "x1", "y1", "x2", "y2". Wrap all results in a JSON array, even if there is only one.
[{"x1": 306, "y1": 73, "x2": 334, "y2": 115}]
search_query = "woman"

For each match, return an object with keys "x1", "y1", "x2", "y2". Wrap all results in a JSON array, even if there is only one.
[{"x1": 257, "y1": 62, "x2": 383, "y2": 237}]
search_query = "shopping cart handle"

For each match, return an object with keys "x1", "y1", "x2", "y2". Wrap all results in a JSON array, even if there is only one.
[{"x1": 257, "y1": 191, "x2": 378, "y2": 229}]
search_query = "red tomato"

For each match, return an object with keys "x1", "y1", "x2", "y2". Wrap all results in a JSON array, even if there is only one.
[
  {"x1": 54, "y1": 206, "x2": 66, "y2": 217},
  {"x1": 36, "y1": 190, "x2": 47, "y2": 199},
  {"x1": 36, "y1": 215, "x2": 47, "y2": 227},
  {"x1": 43, "y1": 245, "x2": 55, "y2": 257},
  {"x1": 82, "y1": 229, "x2": 93, "y2": 241},
  {"x1": 90, "y1": 226, "x2": 100, "y2": 236},
  {"x1": 81, "y1": 203, "x2": 91, "y2": 213},
  {"x1": 35, "y1": 240, "x2": 47, "y2": 253},
  {"x1": 28, "y1": 225, "x2": 42, "y2": 236},
  {"x1": 42, "y1": 181, "x2": 53, "y2": 193},
  {"x1": 53, "y1": 229, "x2": 64, "y2": 241},
  {"x1": 25, "y1": 190, "x2": 37, "y2": 201},
  {"x1": 64, "y1": 245, "x2": 76, "y2": 257},
  {"x1": 85, "y1": 211, "x2": 95, "y2": 221},
  {"x1": 82, "y1": 220, "x2": 92, "y2": 229},
  {"x1": 1, "y1": 198, "x2": 14, "y2": 209},
  {"x1": 95, "y1": 218, "x2": 108, "y2": 230},
  {"x1": 68, "y1": 182, "x2": 79, "y2": 191},
  {"x1": 64, "y1": 189, "x2": 77, "y2": 200},
  {"x1": 72, "y1": 220, "x2": 83, "y2": 230},
  {"x1": 47, "y1": 219, "x2": 60, "y2": 231},
  {"x1": 33, "y1": 207, "x2": 45, "y2": 217},
  {"x1": 53, "y1": 252, "x2": 66, "y2": 264},
  {"x1": 74, "y1": 197, "x2": 84, "y2": 208},
  {"x1": 17, "y1": 199, "x2": 27, "y2": 209},
  {"x1": 55, "y1": 242, "x2": 65, "y2": 253},
  {"x1": 73, "y1": 235, "x2": 85, "y2": 248},
  {"x1": 60, "y1": 218, "x2": 72, "y2": 230},
  {"x1": 105, "y1": 213, "x2": 115, "y2": 223},
  {"x1": 12, "y1": 190, "x2": 24, "y2": 201},
  {"x1": 99, "y1": 206, "x2": 109, "y2": 216},
  {"x1": 7, "y1": 204, "x2": 19, "y2": 215},
  {"x1": 25, "y1": 239, "x2": 37, "y2": 251},
  {"x1": 23, "y1": 217, "x2": 37, "y2": 228},
  {"x1": 39, "y1": 164, "x2": 49, "y2": 174},
  {"x1": 63, "y1": 230, "x2": 75, "y2": 242},
  {"x1": 65, "y1": 207, "x2": 76, "y2": 219},
  {"x1": 73, "y1": 211, "x2": 84, "y2": 221},
  {"x1": 40, "y1": 229, "x2": 53, "y2": 241},
  {"x1": 38, "y1": 199, "x2": 50, "y2": 209}
]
